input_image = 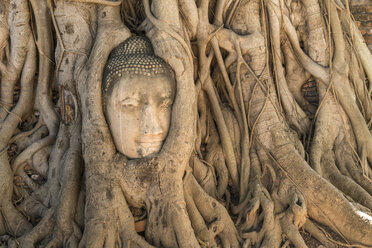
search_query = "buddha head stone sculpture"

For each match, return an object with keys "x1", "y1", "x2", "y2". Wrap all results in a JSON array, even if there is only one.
[{"x1": 102, "y1": 36, "x2": 176, "y2": 159}]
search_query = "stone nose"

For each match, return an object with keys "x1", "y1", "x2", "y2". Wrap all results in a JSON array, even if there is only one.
[{"x1": 140, "y1": 104, "x2": 163, "y2": 136}]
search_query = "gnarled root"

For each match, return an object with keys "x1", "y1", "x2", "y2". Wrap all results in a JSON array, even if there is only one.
[
  {"x1": 278, "y1": 191, "x2": 308, "y2": 248},
  {"x1": 44, "y1": 122, "x2": 83, "y2": 248},
  {"x1": 143, "y1": 162, "x2": 199, "y2": 248},
  {"x1": 303, "y1": 220, "x2": 336, "y2": 248},
  {"x1": 237, "y1": 177, "x2": 308, "y2": 248},
  {"x1": 190, "y1": 154, "x2": 217, "y2": 198},
  {"x1": 145, "y1": 193, "x2": 198, "y2": 248},
  {"x1": 239, "y1": 181, "x2": 281, "y2": 248},
  {"x1": 184, "y1": 170, "x2": 240, "y2": 248},
  {"x1": 80, "y1": 181, "x2": 152, "y2": 248},
  {"x1": 8, "y1": 209, "x2": 55, "y2": 248},
  {"x1": 273, "y1": 144, "x2": 372, "y2": 246}
]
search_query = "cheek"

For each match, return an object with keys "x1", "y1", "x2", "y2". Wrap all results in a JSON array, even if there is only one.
[
  {"x1": 120, "y1": 112, "x2": 140, "y2": 129},
  {"x1": 159, "y1": 108, "x2": 172, "y2": 130},
  {"x1": 117, "y1": 114, "x2": 141, "y2": 147},
  {"x1": 109, "y1": 111, "x2": 139, "y2": 131}
]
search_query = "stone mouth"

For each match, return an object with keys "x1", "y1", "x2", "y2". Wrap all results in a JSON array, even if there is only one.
[{"x1": 137, "y1": 141, "x2": 163, "y2": 148}]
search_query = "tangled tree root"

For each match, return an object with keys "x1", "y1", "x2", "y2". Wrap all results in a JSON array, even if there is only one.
[{"x1": 0, "y1": 0, "x2": 371, "y2": 247}]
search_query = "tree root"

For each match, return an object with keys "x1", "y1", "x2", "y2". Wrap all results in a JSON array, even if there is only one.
[
  {"x1": 8, "y1": 208, "x2": 55, "y2": 248},
  {"x1": 30, "y1": 0, "x2": 59, "y2": 138},
  {"x1": 343, "y1": 155, "x2": 372, "y2": 196},
  {"x1": 279, "y1": 192, "x2": 307, "y2": 248},
  {"x1": 145, "y1": 190, "x2": 199, "y2": 247},
  {"x1": 240, "y1": 182, "x2": 282, "y2": 248},
  {"x1": 8, "y1": 113, "x2": 83, "y2": 248},
  {"x1": 0, "y1": 1, "x2": 371, "y2": 248},
  {"x1": 303, "y1": 220, "x2": 336, "y2": 248},
  {"x1": 197, "y1": 0, "x2": 240, "y2": 191},
  {"x1": 17, "y1": 186, "x2": 48, "y2": 222},
  {"x1": 71, "y1": 0, "x2": 122, "y2": 7},
  {"x1": 44, "y1": 120, "x2": 82, "y2": 247},
  {"x1": 204, "y1": 122, "x2": 230, "y2": 198},
  {"x1": 266, "y1": 0, "x2": 311, "y2": 135},
  {"x1": 184, "y1": 171, "x2": 240, "y2": 248},
  {"x1": 282, "y1": 40, "x2": 315, "y2": 114},
  {"x1": 323, "y1": 152, "x2": 372, "y2": 210},
  {"x1": 238, "y1": 172, "x2": 309, "y2": 248},
  {"x1": 12, "y1": 136, "x2": 54, "y2": 174},
  {"x1": 0, "y1": 28, "x2": 36, "y2": 238},
  {"x1": 0, "y1": 202, "x2": 32, "y2": 238},
  {"x1": 81, "y1": 181, "x2": 152, "y2": 248},
  {"x1": 190, "y1": 154, "x2": 217, "y2": 198},
  {"x1": 273, "y1": 143, "x2": 372, "y2": 246},
  {"x1": 0, "y1": 0, "x2": 32, "y2": 121}
]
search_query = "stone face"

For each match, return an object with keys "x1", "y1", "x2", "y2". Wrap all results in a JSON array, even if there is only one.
[
  {"x1": 350, "y1": 0, "x2": 372, "y2": 52},
  {"x1": 105, "y1": 74, "x2": 175, "y2": 158},
  {"x1": 102, "y1": 36, "x2": 177, "y2": 159}
]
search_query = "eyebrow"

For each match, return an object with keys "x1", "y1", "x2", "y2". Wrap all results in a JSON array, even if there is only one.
[{"x1": 120, "y1": 96, "x2": 140, "y2": 102}]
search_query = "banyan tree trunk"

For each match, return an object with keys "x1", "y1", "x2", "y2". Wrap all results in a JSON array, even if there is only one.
[{"x1": 0, "y1": 0, "x2": 371, "y2": 247}]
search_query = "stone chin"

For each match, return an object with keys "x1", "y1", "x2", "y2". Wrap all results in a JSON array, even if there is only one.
[
  {"x1": 135, "y1": 144, "x2": 163, "y2": 158},
  {"x1": 133, "y1": 141, "x2": 163, "y2": 158}
]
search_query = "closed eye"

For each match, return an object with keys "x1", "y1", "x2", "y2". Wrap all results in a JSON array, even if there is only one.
[
  {"x1": 121, "y1": 98, "x2": 139, "y2": 108},
  {"x1": 160, "y1": 99, "x2": 172, "y2": 108}
]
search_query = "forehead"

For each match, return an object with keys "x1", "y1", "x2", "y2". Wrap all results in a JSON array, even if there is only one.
[{"x1": 109, "y1": 74, "x2": 175, "y2": 96}]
